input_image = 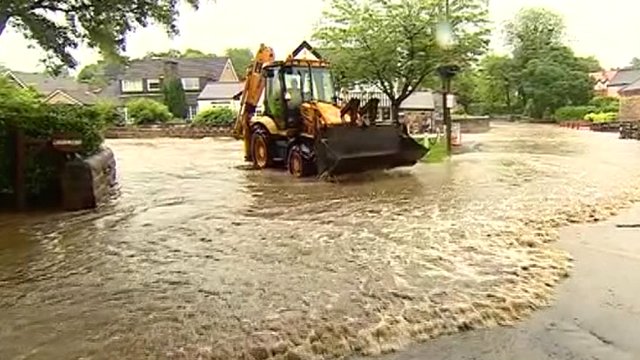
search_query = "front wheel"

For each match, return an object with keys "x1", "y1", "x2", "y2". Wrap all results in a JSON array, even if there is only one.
[
  {"x1": 287, "y1": 144, "x2": 312, "y2": 178},
  {"x1": 251, "y1": 128, "x2": 273, "y2": 169}
]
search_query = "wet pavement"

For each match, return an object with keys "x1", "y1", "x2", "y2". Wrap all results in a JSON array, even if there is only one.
[{"x1": 1, "y1": 123, "x2": 640, "y2": 360}]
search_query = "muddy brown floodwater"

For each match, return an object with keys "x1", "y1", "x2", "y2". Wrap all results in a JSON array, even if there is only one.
[{"x1": 2, "y1": 123, "x2": 640, "y2": 360}]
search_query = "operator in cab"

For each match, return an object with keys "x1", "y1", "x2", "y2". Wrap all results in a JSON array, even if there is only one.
[{"x1": 285, "y1": 77, "x2": 304, "y2": 127}]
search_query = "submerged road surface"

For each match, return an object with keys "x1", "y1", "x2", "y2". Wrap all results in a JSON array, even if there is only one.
[{"x1": 1, "y1": 123, "x2": 640, "y2": 360}]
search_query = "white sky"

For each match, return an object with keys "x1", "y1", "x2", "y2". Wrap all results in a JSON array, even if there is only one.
[{"x1": 0, "y1": 0, "x2": 638, "y2": 74}]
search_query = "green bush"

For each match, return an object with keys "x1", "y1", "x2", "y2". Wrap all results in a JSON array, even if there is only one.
[
  {"x1": 94, "y1": 100, "x2": 124, "y2": 126},
  {"x1": 0, "y1": 78, "x2": 107, "y2": 197},
  {"x1": 126, "y1": 98, "x2": 172, "y2": 125},
  {"x1": 589, "y1": 96, "x2": 619, "y2": 110},
  {"x1": 554, "y1": 105, "x2": 597, "y2": 121},
  {"x1": 193, "y1": 107, "x2": 237, "y2": 126},
  {"x1": 584, "y1": 112, "x2": 618, "y2": 123}
]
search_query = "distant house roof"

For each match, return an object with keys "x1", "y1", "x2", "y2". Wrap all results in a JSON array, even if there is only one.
[
  {"x1": 590, "y1": 70, "x2": 618, "y2": 84},
  {"x1": 2, "y1": 70, "x2": 114, "y2": 104},
  {"x1": 4, "y1": 70, "x2": 86, "y2": 94},
  {"x1": 619, "y1": 76, "x2": 640, "y2": 94},
  {"x1": 119, "y1": 57, "x2": 231, "y2": 81},
  {"x1": 198, "y1": 81, "x2": 244, "y2": 100},
  {"x1": 400, "y1": 91, "x2": 435, "y2": 110},
  {"x1": 609, "y1": 68, "x2": 640, "y2": 87},
  {"x1": 44, "y1": 88, "x2": 101, "y2": 105}
]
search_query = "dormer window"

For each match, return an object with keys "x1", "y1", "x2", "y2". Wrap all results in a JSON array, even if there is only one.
[
  {"x1": 121, "y1": 79, "x2": 143, "y2": 93},
  {"x1": 147, "y1": 79, "x2": 161, "y2": 92},
  {"x1": 181, "y1": 78, "x2": 200, "y2": 90}
]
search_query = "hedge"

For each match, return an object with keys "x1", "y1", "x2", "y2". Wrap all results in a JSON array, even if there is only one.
[
  {"x1": 554, "y1": 106, "x2": 597, "y2": 121},
  {"x1": 193, "y1": 107, "x2": 236, "y2": 126},
  {"x1": 0, "y1": 78, "x2": 107, "y2": 198}
]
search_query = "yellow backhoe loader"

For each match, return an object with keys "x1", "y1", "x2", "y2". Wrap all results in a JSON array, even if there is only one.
[{"x1": 232, "y1": 41, "x2": 428, "y2": 178}]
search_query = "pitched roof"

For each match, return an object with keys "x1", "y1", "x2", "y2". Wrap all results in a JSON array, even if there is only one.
[
  {"x1": 44, "y1": 89, "x2": 101, "y2": 105},
  {"x1": 119, "y1": 57, "x2": 230, "y2": 81},
  {"x1": 609, "y1": 68, "x2": 640, "y2": 87},
  {"x1": 400, "y1": 91, "x2": 435, "y2": 110},
  {"x1": 590, "y1": 70, "x2": 618, "y2": 84},
  {"x1": 620, "y1": 76, "x2": 640, "y2": 94},
  {"x1": 198, "y1": 81, "x2": 244, "y2": 100},
  {"x1": 4, "y1": 70, "x2": 86, "y2": 94}
]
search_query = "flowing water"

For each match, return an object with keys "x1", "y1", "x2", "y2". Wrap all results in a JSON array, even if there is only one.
[{"x1": 1, "y1": 123, "x2": 640, "y2": 360}]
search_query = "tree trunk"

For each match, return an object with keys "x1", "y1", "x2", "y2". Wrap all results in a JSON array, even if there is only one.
[
  {"x1": 390, "y1": 100, "x2": 401, "y2": 125},
  {"x1": 505, "y1": 86, "x2": 512, "y2": 113},
  {"x1": 0, "y1": 11, "x2": 9, "y2": 37}
]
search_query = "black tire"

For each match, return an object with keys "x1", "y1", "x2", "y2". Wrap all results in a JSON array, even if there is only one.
[
  {"x1": 287, "y1": 144, "x2": 312, "y2": 178},
  {"x1": 251, "y1": 127, "x2": 273, "y2": 169}
]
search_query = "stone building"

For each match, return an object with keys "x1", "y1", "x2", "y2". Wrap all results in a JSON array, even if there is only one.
[{"x1": 619, "y1": 77, "x2": 640, "y2": 121}]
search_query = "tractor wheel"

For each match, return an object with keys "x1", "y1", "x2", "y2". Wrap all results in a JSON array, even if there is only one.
[
  {"x1": 287, "y1": 144, "x2": 311, "y2": 178},
  {"x1": 251, "y1": 127, "x2": 273, "y2": 169}
]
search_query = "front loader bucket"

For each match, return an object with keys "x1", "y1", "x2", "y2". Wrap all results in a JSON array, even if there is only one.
[{"x1": 315, "y1": 125, "x2": 428, "y2": 176}]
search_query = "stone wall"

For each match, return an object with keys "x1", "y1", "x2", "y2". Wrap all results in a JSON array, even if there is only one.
[
  {"x1": 60, "y1": 147, "x2": 117, "y2": 211},
  {"x1": 619, "y1": 95, "x2": 640, "y2": 121},
  {"x1": 454, "y1": 117, "x2": 491, "y2": 133},
  {"x1": 106, "y1": 125, "x2": 233, "y2": 139}
]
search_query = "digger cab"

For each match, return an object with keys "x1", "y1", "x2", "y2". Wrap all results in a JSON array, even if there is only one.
[{"x1": 261, "y1": 62, "x2": 336, "y2": 132}]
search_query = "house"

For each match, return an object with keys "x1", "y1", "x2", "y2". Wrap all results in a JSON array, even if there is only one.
[
  {"x1": 115, "y1": 57, "x2": 238, "y2": 119},
  {"x1": 343, "y1": 86, "x2": 450, "y2": 123},
  {"x1": 590, "y1": 70, "x2": 618, "y2": 97},
  {"x1": 618, "y1": 77, "x2": 640, "y2": 121},
  {"x1": 197, "y1": 81, "x2": 244, "y2": 113},
  {"x1": 399, "y1": 91, "x2": 437, "y2": 133},
  {"x1": 2, "y1": 70, "x2": 101, "y2": 105},
  {"x1": 607, "y1": 68, "x2": 640, "y2": 98}
]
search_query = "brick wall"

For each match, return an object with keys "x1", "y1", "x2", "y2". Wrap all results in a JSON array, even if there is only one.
[
  {"x1": 106, "y1": 125, "x2": 233, "y2": 139},
  {"x1": 619, "y1": 95, "x2": 640, "y2": 121}
]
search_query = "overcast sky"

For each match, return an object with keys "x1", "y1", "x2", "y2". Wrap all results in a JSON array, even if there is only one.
[{"x1": 0, "y1": 0, "x2": 638, "y2": 74}]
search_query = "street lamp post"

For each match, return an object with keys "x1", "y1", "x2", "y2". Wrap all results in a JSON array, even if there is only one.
[
  {"x1": 435, "y1": 0, "x2": 459, "y2": 156},
  {"x1": 437, "y1": 64, "x2": 460, "y2": 155}
]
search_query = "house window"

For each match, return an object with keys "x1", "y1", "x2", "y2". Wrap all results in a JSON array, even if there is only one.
[
  {"x1": 181, "y1": 78, "x2": 200, "y2": 91},
  {"x1": 147, "y1": 79, "x2": 161, "y2": 92},
  {"x1": 121, "y1": 79, "x2": 143, "y2": 93}
]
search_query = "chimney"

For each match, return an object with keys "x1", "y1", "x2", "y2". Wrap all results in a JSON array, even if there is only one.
[{"x1": 163, "y1": 60, "x2": 179, "y2": 80}]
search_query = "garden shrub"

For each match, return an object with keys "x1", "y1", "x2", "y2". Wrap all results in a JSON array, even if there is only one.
[
  {"x1": 589, "y1": 96, "x2": 619, "y2": 112},
  {"x1": 94, "y1": 100, "x2": 124, "y2": 126},
  {"x1": 193, "y1": 107, "x2": 236, "y2": 126},
  {"x1": 584, "y1": 112, "x2": 618, "y2": 123},
  {"x1": 0, "y1": 78, "x2": 107, "y2": 198},
  {"x1": 554, "y1": 105, "x2": 597, "y2": 121},
  {"x1": 127, "y1": 98, "x2": 173, "y2": 125}
]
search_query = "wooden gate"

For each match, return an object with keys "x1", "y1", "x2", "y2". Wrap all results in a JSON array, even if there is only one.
[{"x1": 6, "y1": 126, "x2": 83, "y2": 210}]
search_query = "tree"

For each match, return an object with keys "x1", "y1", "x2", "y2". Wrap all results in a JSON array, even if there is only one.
[
  {"x1": 77, "y1": 59, "x2": 126, "y2": 87},
  {"x1": 162, "y1": 77, "x2": 187, "y2": 119},
  {"x1": 520, "y1": 46, "x2": 594, "y2": 118},
  {"x1": 0, "y1": 0, "x2": 200, "y2": 74},
  {"x1": 314, "y1": 0, "x2": 490, "y2": 122},
  {"x1": 505, "y1": 7, "x2": 565, "y2": 60},
  {"x1": 225, "y1": 48, "x2": 253, "y2": 79},
  {"x1": 504, "y1": 7, "x2": 593, "y2": 118},
  {"x1": 143, "y1": 48, "x2": 214, "y2": 59},
  {"x1": 474, "y1": 55, "x2": 516, "y2": 113},
  {"x1": 630, "y1": 57, "x2": 640, "y2": 69},
  {"x1": 578, "y1": 56, "x2": 602, "y2": 72}
]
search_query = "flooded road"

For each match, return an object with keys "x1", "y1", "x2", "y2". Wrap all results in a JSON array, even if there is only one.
[{"x1": 2, "y1": 123, "x2": 640, "y2": 360}]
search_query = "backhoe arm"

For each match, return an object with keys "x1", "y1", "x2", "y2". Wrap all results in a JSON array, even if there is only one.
[{"x1": 232, "y1": 44, "x2": 275, "y2": 163}]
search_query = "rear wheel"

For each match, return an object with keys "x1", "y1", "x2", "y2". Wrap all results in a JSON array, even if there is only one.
[
  {"x1": 287, "y1": 144, "x2": 311, "y2": 178},
  {"x1": 251, "y1": 127, "x2": 273, "y2": 169}
]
